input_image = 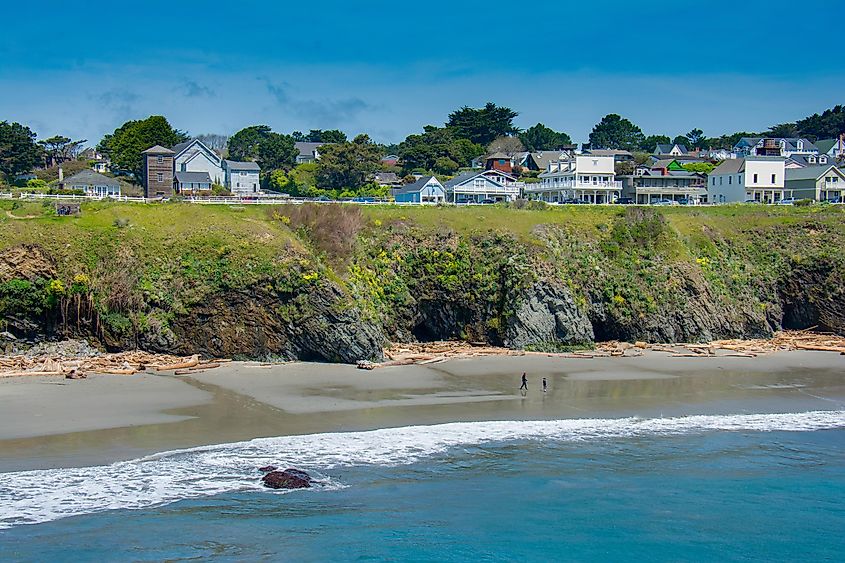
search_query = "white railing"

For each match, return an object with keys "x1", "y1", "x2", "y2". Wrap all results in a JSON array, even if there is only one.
[{"x1": 527, "y1": 181, "x2": 622, "y2": 191}]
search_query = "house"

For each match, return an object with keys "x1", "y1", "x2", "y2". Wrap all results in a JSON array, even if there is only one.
[
  {"x1": 64, "y1": 170, "x2": 121, "y2": 197},
  {"x1": 380, "y1": 154, "x2": 399, "y2": 167},
  {"x1": 785, "y1": 153, "x2": 830, "y2": 169},
  {"x1": 524, "y1": 151, "x2": 573, "y2": 171},
  {"x1": 619, "y1": 160, "x2": 706, "y2": 204},
  {"x1": 142, "y1": 145, "x2": 175, "y2": 197},
  {"x1": 655, "y1": 144, "x2": 689, "y2": 157},
  {"x1": 485, "y1": 152, "x2": 514, "y2": 174},
  {"x1": 91, "y1": 160, "x2": 109, "y2": 173},
  {"x1": 526, "y1": 155, "x2": 620, "y2": 203},
  {"x1": 470, "y1": 155, "x2": 485, "y2": 169},
  {"x1": 704, "y1": 148, "x2": 733, "y2": 160},
  {"x1": 444, "y1": 170, "x2": 523, "y2": 203},
  {"x1": 374, "y1": 172, "x2": 402, "y2": 188},
  {"x1": 175, "y1": 171, "x2": 213, "y2": 194},
  {"x1": 223, "y1": 160, "x2": 260, "y2": 195},
  {"x1": 785, "y1": 165, "x2": 845, "y2": 201},
  {"x1": 393, "y1": 176, "x2": 446, "y2": 203},
  {"x1": 295, "y1": 142, "x2": 323, "y2": 164},
  {"x1": 814, "y1": 138, "x2": 845, "y2": 159},
  {"x1": 733, "y1": 137, "x2": 819, "y2": 158},
  {"x1": 708, "y1": 157, "x2": 788, "y2": 203},
  {"x1": 172, "y1": 139, "x2": 224, "y2": 185}
]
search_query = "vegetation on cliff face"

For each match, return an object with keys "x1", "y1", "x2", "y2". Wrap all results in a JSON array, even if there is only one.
[{"x1": 1, "y1": 200, "x2": 844, "y2": 362}]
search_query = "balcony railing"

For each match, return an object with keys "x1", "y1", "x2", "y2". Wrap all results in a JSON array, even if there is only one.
[{"x1": 527, "y1": 181, "x2": 622, "y2": 191}]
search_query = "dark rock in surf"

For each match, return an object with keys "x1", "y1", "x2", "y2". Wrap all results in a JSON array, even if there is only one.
[
  {"x1": 262, "y1": 468, "x2": 312, "y2": 489},
  {"x1": 258, "y1": 465, "x2": 278, "y2": 473}
]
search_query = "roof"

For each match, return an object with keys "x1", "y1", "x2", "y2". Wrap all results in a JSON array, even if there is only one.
[
  {"x1": 64, "y1": 170, "x2": 120, "y2": 186},
  {"x1": 175, "y1": 171, "x2": 212, "y2": 184},
  {"x1": 444, "y1": 170, "x2": 513, "y2": 188},
  {"x1": 394, "y1": 176, "x2": 441, "y2": 195},
  {"x1": 529, "y1": 151, "x2": 570, "y2": 170},
  {"x1": 295, "y1": 142, "x2": 323, "y2": 157},
  {"x1": 224, "y1": 160, "x2": 260, "y2": 171},
  {"x1": 814, "y1": 139, "x2": 837, "y2": 154},
  {"x1": 171, "y1": 140, "x2": 193, "y2": 155},
  {"x1": 651, "y1": 159, "x2": 676, "y2": 169},
  {"x1": 788, "y1": 154, "x2": 830, "y2": 167},
  {"x1": 486, "y1": 152, "x2": 511, "y2": 160},
  {"x1": 711, "y1": 158, "x2": 745, "y2": 175},
  {"x1": 142, "y1": 145, "x2": 175, "y2": 155},
  {"x1": 785, "y1": 165, "x2": 840, "y2": 181},
  {"x1": 656, "y1": 144, "x2": 687, "y2": 154},
  {"x1": 374, "y1": 172, "x2": 400, "y2": 182}
]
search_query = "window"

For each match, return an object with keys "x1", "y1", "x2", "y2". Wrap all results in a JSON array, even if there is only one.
[
  {"x1": 712, "y1": 177, "x2": 715, "y2": 186},
  {"x1": 720, "y1": 177, "x2": 723, "y2": 185},
  {"x1": 753, "y1": 173, "x2": 758, "y2": 183},
  {"x1": 156, "y1": 173, "x2": 163, "y2": 182},
  {"x1": 771, "y1": 174, "x2": 776, "y2": 183},
  {"x1": 240, "y1": 171, "x2": 247, "y2": 176},
  {"x1": 728, "y1": 176, "x2": 732, "y2": 185},
  {"x1": 157, "y1": 156, "x2": 163, "y2": 163}
]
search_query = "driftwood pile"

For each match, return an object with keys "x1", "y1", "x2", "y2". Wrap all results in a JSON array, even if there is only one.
[
  {"x1": 370, "y1": 330, "x2": 845, "y2": 369},
  {"x1": 0, "y1": 350, "x2": 227, "y2": 379}
]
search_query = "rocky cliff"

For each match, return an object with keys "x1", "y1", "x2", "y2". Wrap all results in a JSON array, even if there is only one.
[{"x1": 1, "y1": 202, "x2": 843, "y2": 362}]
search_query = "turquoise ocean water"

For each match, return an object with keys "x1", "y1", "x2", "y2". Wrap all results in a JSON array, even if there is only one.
[{"x1": 1, "y1": 411, "x2": 844, "y2": 562}]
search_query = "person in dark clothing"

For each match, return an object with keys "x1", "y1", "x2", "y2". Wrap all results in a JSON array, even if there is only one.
[
  {"x1": 519, "y1": 372, "x2": 528, "y2": 390},
  {"x1": 542, "y1": 377, "x2": 547, "y2": 393}
]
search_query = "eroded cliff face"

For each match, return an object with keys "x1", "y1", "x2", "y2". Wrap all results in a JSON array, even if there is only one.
[{"x1": 1, "y1": 206, "x2": 844, "y2": 363}]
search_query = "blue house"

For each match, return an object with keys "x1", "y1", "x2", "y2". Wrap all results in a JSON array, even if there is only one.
[{"x1": 393, "y1": 176, "x2": 446, "y2": 203}]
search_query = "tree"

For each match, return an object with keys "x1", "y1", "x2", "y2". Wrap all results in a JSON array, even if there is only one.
[
  {"x1": 257, "y1": 132, "x2": 298, "y2": 172},
  {"x1": 686, "y1": 128, "x2": 706, "y2": 148},
  {"x1": 641, "y1": 135, "x2": 670, "y2": 152},
  {"x1": 682, "y1": 162, "x2": 716, "y2": 174},
  {"x1": 519, "y1": 123, "x2": 572, "y2": 151},
  {"x1": 38, "y1": 135, "x2": 86, "y2": 166},
  {"x1": 398, "y1": 126, "x2": 484, "y2": 172},
  {"x1": 672, "y1": 135, "x2": 691, "y2": 147},
  {"x1": 487, "y1": 136, "x2": 525, "y2": 157},
  {"x1": 97, "y1": 116, "x2": 188, "y2": 178},
  {"x1": 765, "y1": 122, "x2": 800, "y2": 138},
  {"x1": 588, "y1": 114, "x2": 645, "y2": 151},
  {"x1": 446, "y1": 102, "x2": 519, "y2": 146},
  {"x1": 433, "y1": 157, "x2": 459, "y2": 175},
  {"x1": 227, "y1": 125, "x2": 272, "y2": 161},
  {"x1": 795, "y1": 105, "x2": 845, "y2": 140},
  {"x1": 315, "y1": 134, "x2": 382, "y2": 191},
  {"x1": 302, "y1": 129, "x2": 347, "y2": 143},
  {"x1": 0, "y1": 121, "x2": 42, "y2": 178}
]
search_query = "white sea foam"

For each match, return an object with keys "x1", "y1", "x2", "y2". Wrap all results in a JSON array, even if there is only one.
[{"x1": 1, "y1": 410, "x2": 843, "y2": 529}]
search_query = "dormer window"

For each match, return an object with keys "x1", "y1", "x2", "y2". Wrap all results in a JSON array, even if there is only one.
[
  {"x1": 156, "y1": 156, "x2": 163, "y2": 163},
  {"x1": 809, "y1": 156, "x2": 816, "y2": 163}
]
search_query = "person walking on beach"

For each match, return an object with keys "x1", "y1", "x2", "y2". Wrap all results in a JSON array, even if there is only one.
[
  {"x1": 542, "y1": 377, "x2": 547, "y2": 393},
  {"x1": 519, "y1": 372, "x2": 528, "y2": 391}
]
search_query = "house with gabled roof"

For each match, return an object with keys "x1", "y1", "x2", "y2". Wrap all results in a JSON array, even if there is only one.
[
  {"x1": 223, "y1": 160, "x2": 260, "y2": 195},
  {"x1": 393, "y1": 176, "x2": 446, "y2": 203},
  {"x1": 785, "y1": 164, "x2": 845, "y2": 201},
  {"x1": 175, "y1": 171, "x2": 213, "y2": 194},
  {"x1": 655, "y1": 143, "x2": 689, "y2": 157},
  {"x1": 295, "y1": 142, "x2": 323, "y2": 164},
  {"x1": 172, "y1": 139, "x2": 224, "y2": 185},
  {"x1": 814, "y1": 138, "x2": 845, "y2": 158},
  {"x1": 444, "y1": 169, "x2": 522, "y2": 203},
  {"x1": 785, "y1": 153, "x2": 831, "y2": 169},
  {"x1": 64, "y1": 170, "x2": 121, "y2": 197},
  {"x1": 620, "y1": 159, "x2": 706, "y2": 204},
  {"x1": 142, "y1": 145, "x2": 175, "y2": 197}
]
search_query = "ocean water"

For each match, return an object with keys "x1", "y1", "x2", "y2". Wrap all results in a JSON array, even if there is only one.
[{"x1": 1, "y1": 412, "x2": 844, "y2": 562}]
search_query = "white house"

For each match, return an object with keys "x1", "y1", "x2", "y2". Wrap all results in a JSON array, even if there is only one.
[
  {"x1": 708, "y1": 157, "x2": 788, "y2": 203},
  {"x1": 526, "y1": 155, "x2": 620, "y2": 203},
  {"x1": 173, "y1": 139, "x2": 224, "y2": 185},
  {"x1": 295, "y1": 142, "x2": 323, "y2": 164},
  {"x1": 444, "y1": 170, "x2": 523, "y2": 203},
  {"x1": 733, "y1": 137, "x2": 819, "y2": 158},
  {"x1": 223, "y1": 160, "x2": 261, "y2": 195},
  {"x1": 655, "y1": 143, "x2": 689, "y2": 157}
]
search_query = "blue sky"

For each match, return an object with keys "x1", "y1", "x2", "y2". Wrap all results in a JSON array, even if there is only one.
[{"x1": 2, "y1": 0, "x2": 843, "y2": 146}]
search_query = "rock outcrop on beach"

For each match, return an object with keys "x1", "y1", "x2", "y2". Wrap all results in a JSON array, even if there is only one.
[
  {"x1": 1, "y1": 204, "x2": 844, "y2": 362},
  {"x1": 262, "y1": 469, "x2": 312, "y2": 490}
]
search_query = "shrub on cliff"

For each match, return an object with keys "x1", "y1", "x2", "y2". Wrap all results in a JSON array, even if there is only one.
[{"x1": 270, "y1": 204, "x2": 363, "y2": 266}]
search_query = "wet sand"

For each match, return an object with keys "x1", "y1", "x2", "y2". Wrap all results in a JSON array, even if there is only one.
[{"x1": 0, "y1": 351, "x2": 843, "y2": 472}]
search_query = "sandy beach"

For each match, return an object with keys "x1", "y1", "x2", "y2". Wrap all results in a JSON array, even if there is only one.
[{"x1": 0, "y1": 350, "x2": 843, "y2": 472}]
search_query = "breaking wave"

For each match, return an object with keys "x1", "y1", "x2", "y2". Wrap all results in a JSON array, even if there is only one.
[{"x1": 1, "y1": 410, "x2": 844, "y2": 529}]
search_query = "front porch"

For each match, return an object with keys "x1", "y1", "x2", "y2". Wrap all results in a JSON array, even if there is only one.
[{"x1": 745, "y1": 189, "x2": 793, "y2": 203}]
